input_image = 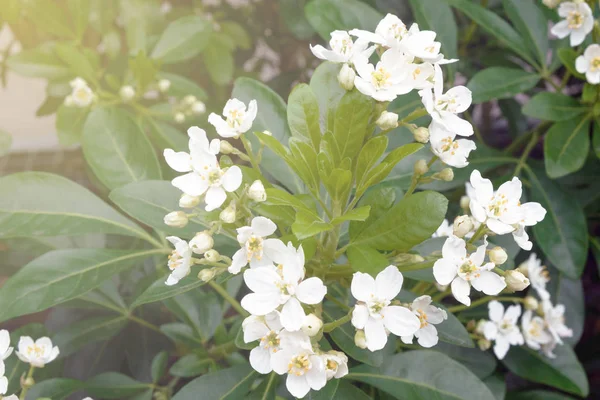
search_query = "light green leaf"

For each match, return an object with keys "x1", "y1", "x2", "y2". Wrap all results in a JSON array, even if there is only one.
[
  {"x1": 310, "y1": 62, "x2": 346, "y2": 132},
  {"x1": 351, "y1": 191, "x2": 448, "y2": 251},
  {"x1": 346, "y1": 350, "x2": 496, "y2": 400},
  {"x1": 468, "y1": 68, "x2": 540, "y2": 104},
  {"x1": 151, "y1": 16, "x2": 213, "y2": 63},
  {"x1": 557, "y1": 48, "x2": 585, "y2": 79},
  {"x1": 220, "y1": 21, "x2": 252, "y2": 49},
  {"x1": 288, "y1": 84, "x2": 322, "y2": 149},
  {"x1": 292, "y1": 209, "x2": 334, "y2": 240},
  {"x1": 143, "y1": 118, "x2": 188, "y2": 153},
  {"x1": 529, "y1": 168, "x2": 588, "y2": 278},
  {"x1": 265, "y1": 187, "x2": 315, "y2": 212},
  {"x1": 172, "y1": 365, "x2": 255, "y2": 400},
  {"x1": 347, "y1": 245, "x2": 389, "y2": 275},
  {"x1": 502, "y1": 0, "x2": 548, "y2": 67},
  {"x1": 0, "y1": 248, "x2": 163, "y2": 323},
  {"x1": 67, "y1": 0, "x2": 90, "y2": 39},
  {"x1": 158, "y1": 72, "x2": 207, "y2": 101},
  {"x1": 132, "y1": 274, "x2": 212, "y2": 308},
  {"x1": 170, "y1": 354, "x2": 212, "y2": 378},
  {"x1": 54, "y1": 43, "x2": 97, "y2": 83},
  {"x1": 331, "y1": 206, "x2": 371, "y2": 225},
  {"x1": 502, "y1": 345, "x2": 589, "y2": 397},
  {"x1": 53, "y1": 315, "x2": 127, "y2": 358},
  {"x1": 0, "y1": 172, "x2": 147, "y2": 239},
  {"x1": 349, "y1": 186, "x2": 398, "y2": 239},
  {"x1": 25, "y1": 0, "x2": 75, "y2": 38},
  {"x1": 86, "y1": 372, "x2": 149, "y2": 399},
  {"x1": 56, "y1": 105, "x2": 89, "y2": 146},
  {"x1": 333, "y1": 90, "x2": 374, "y2": 162},
  {"x1": 26, "y1": 378, "x2": 84, "y2": 400},
  {"x1": 83, "y1": 107, "x2": 162, "y2": 190},
  {"x1": 289, "y1": 139, "x2": 320, "y2": 190},
  {"x1": 204, "y1": 40, "x2": 234, "y2": 86},
  {"x1": 355, "y1": 136, "x2": 388, "y2": 187},
  {"x1": 163, "y1": 290, "x2": 222, "y2": 341},
  {"x1": 305, "y1": 0, "x2": 382, "y2": 41},
  {"x1": 523, "y1": 92, "x2": 586, "y2": 122},
  {"x1": 6, "y1": 48, "x2": 70, "y2": 79},
  {"x1": 544, "y1": 118, "x2": 591, "y2": 178}
]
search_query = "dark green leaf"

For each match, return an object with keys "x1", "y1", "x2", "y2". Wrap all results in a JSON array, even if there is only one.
[
  {"x1": 544, "y1": 118, "x2": 591, "y2": 178},
  {"x1": 468, "y1": 68, "x2": 540, "y2": 104},
  {"x1": 483, "y1": 374, "x2": 506, "y2": 400},
  {"x1": 151, "y1": 16, "x2": 213, "y2": 63},
  {"x1": 160, "y1": 323, "x2": 203, "y2": 348},
  {"x1": 508, "y1": 390, "x2": 576, "y2": 400},
  {"x1": 53, "y1": 315, "x2": 127, "y2": 358},
  {"x1": 172, "y1": 365, "x2": 255, "y2": 400},
  {"x1": 25, "y1": 378, "x2": 84, "y2": 400},
  {"x1": 347, "y1": 245, "x2": 389, "y2": 275},
  {"x1": 502, "y1": 0, "x2": 548, "y2": 67},
  {"x1": 151, "y1": 351, "x2": 169, "y2": 383},
  {"x1": 170, "y1": 354, "x2": 212, "y2": 378},
  {"x1": 164, "y1": 290, "x2": 222, "y2": 341},
  {"x1": 557, "y1": 48, "x2": 585, "y2": 79},
  {"x1": 433, "y1": 341, "x2": 496, "y2": 378},
  {"x1": 307, "y1": 379, "x2": 339, "y2": 399},
  {"x1": 132, "y1": 274, "x2": 212, "y2": 309},
  {"x1": 86, "y1": 372, "x2": 149, "y2": 399},
  {"x1": 305, "y1": 0, "x2": 382, "y2": 40},
  {"x1": 522, "y1": 93, "x2": 586, "y2": 121}
]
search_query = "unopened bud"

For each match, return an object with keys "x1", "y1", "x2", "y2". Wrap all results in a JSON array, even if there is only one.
[
  {"x1": 262, "y1": 130, "x2": 272, "y2": 136},
  {"x1": 489, "y1": 246, "x2": 508, "y2": 265},
  {"x1": 174, "y1": 112, "x2": 185, "y2": 123},
  {"x1": 164, "y1": 211, "x2": 188, "y2": 227},
  {"x1": 248, "y1": 180, "x2": 267, "y2": 202},
  {"x1": 301, "y1": 314, "x2": 323, "y2": 336},
  {"x1": 22, "y1": 376, "x2": 35, "y2": 388},
  {"x1": 192, "y1": 101, "x2": 206, "y2": 115},
  {"x1": 542, "y1": 0, "x2": 560, "y2": 8},
  {"x1": 466, "y1": 320, "x2": 476, "y2": 332},
  {"x1": 505, "y1": 270, "x2": 530, "y2": 292},
  {"x1": 524, "y1": 296, "x2": 539, "y2": 311},
  {"x1": 475, "y1": 319, "x2": 487, "y2": 335},
  {"x1": 189, "y1": 231, "x2": 214, "y2": 254},
  {"x1": 64, "y1": 95, "x2": 74, "y2": 107},
  {"x1": 414, "y1": 159, "x2": 429, "y2": 176},
  {"x1": 204, "y1": 249, "x2": 220, "y2": 262},
  {"x1": 436, "y1": 168, "x2": 454, "y2": 182},
  {"x1": 338, "y1": 63, "x2": 356, "y2": 91},
  {"x1": 453, "y1": 215, "x2": 474, "y2": 238},
  {"x1": 413, "y1": 127, "x2": 430, "y2": 143},
  {"x1": 219, "y1": 141, "x2": 234, "y2": 154},
  {"x1": 183, "y1": 95, "x2": 197, "y2": 105},
  {"x1": 376, "y1": 111, "x2": 399, "y2": 130},
  {"x1": 393, "y1": 253, "x2": 425, "y2": 264},
  {"x1": 158, "y1": 79, "x2": 171, "y2": 92},
  {"x1": 477, "y1": 338, "x2": 491, "y2": 351},
  {"x1": 198, "y1": 268, "x2": 216, "y2": 282},
  {"x1": 354, "y1": 330, "x2": 367, "y2": 349},
  {"x1": 219, "y1": 203, "x2": 237, "y2": 224},
  {"x1": 119, "y1": 85, "x2": 136, "y2": 101},
  {"x1": 179, "y1": 194, "x2": 201, "y2": 209},
  {"x1": 460, "y1": 195, "x2": 470, "y2": 211}
]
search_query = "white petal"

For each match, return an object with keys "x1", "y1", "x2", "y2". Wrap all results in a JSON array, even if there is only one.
[
  {"x1": 172, "y1": 172, "x2": 209, "y2": 197},
  {"x1": 365, "y1": 319, "x2": 388, "y2": 351},
  {"x1": 383, "y1": 306, "x2": 420, "y2": 337},
  {"x1": 0, "y1": 376, "x2": 7, "y2": 395},
  {"x1": 550, "y1": 20, "x2": 570, "y2": 39},
  {"x1": 241, "y1": 292, "x2": 281, "y2": 316},
  {"x1": 401, "y1": 335, "x2": 414, "y2": 344},
  {"x1": 415, "y1": 324, "x2": 439, "y2": 348},
  {"x1": 306, "y1": 355, "x2": 327, "y2": 390},
  {"x1": 243, "y1": 319, "x2": 269, "y2": 343},
  {"x1": 486, "y1": 218, "x2": 515, "y2": 235},
  {"x1": 351, "y1": 272, "x2": 376, "y2": 302},
  {"x1": 222, "y1": 166, "x2": 243, "y2": 192},
  {"x1": 442, "y1": 235, "x2": 467, "y2": 261},
  {"x1": 243, "y1": 267, "x2": 280, "y2": 293},
  {"x1": 483, "y1": 321, "x2": 498, "y2": 340},
  {"x1": 488, "y1": 300, "x2": 504, "y2": 322},
  {"x1": 470, "y1": 242, "x2": 487, "y2": 267},
  {"x1": 438, "y1": 111, "x2": 474, "y2": 136},
  {"x1": 251, "y1": 217, "x2": 277, "y2": 237},
  {"x1": 575, "y1": 55, "x2": 588, "y2": 74},
  {"x1": 445, "y1": 86, "x2": 472, "y2": 113},
  {"x1": 263, "y1": 238, "x2": 288, "y2": 261},
  {"x1": 375, "y1": 265, "x2": 403, "y2": 300},
  {"x1": 520, "y1": 202, "x2": 546, "y2": 226},
  {"x1": 493, "y1": 337, "x2": 511, "y2": 360},
  {"x1": 228, "y1": 248, "x2": 248, "y2": 274},
  {"x1": 411, "y1": 295, "x2": 432, "y2": 311},
  {"x1": 505, "y1": 304, "x2": 522, "y2": 323},
  {"x1": 204, "y1": 186, "x2": 227, "y2": 211},
  {"x1": 352, "y1": 304, "x2": 369, "y2": 329},
  {"x1": 208, "y1": 113, "x2": 237, "y2": 138},
  {"x1": 164, "y1": 149, "x2": 192, "y2": 172},
  {"x1": 451, "y1": 278, "x2": 471, "y2": 306},
  {"x1": 271, "y1": 348, "x2": 293, "y2": 375},
  {"x1": 433, "y1": 258, "x2": 458, "y2": 286},
  {"x1": 470, "y1": 170, "x2": 494, "y2": 202},
  {"x1": 472, "y1": 271, "x2": 506, "y2": 295},
  {"x1": 249, "y1": 347, "x2": 272, "y2": 374},
  {"x1": 287, "y1": 374, "x2": 310, "y2": 399},
  {"x1": 280, "y1": 297, "x2": 306, "y2": 331},
  {"x1": 0, "y1": 330, "x2": 11, "y2": 356},
  {"x1": 18, "y1": 337, "x2": 34, "y2": 354},
  {"x1": 296, "y1": 278, "x2": 327, "y2": 305}
]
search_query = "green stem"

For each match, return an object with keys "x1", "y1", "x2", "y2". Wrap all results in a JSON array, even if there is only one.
[
  {"x1": 468, "y1": 224, "x2": 487, "y2": 244},
  {"x1": 431, "y1": 288, "x2": 450, "y2": 302},
  {"x1": 19, "y1": 365, "x2": 36, "y2": 400},
  {"x1": 447, "y1": 296, "x2": 524, "y2": 313},
  {"x1": 127, "y1": 314, "x2": 164, "y2": 334},
  {"x1": 326, "y1": 294, "x2": 351, "y2": 311},
  {"x1": 241, "y1": 136, "x2": 261, "y2": 172},
  {"x1": 208, "y1": 340, "x2": 238, "y2": 358},
  {"x1": 398, "y1": 260, "x2": 435, "y2": 272},
  {"x1": 513, "y1": 131, "x2": 539, "y2": 177},
  {"x1": 400, "y1": 107, "x2": 429, "y2": 124},
  {"x1": 209, "y1": 281, "x2": 249, "y2": 317},
  {"x1": 323, "y1": 313, "x2": 351, "y2": 333}
]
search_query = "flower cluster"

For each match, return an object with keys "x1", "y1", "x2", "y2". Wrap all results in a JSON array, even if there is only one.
[
  {"x1": 0, "y1": 330, "x2": 59, "y2": 399},
  {"x1": 64, "y1": 77, "x2": 95, "y2": 108}
]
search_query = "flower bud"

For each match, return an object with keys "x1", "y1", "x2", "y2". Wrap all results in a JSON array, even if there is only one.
[
  {"x1": 414, "y1": 159, "x2": 429, "y2": 176},
  {"x1": 460, "y1": 195, "x2": 470, "y2": 211},
  {"x1": 354, "y1": 330, "x2": 367, "y2": 349},
  {"x1": 477, "y1": 338, "x2": 491, "y2": 351},
  {"x1": 158, "y1": 79, "x2": 171, "y2": 92},
  {"x1": 219, "y1": 203, "x2": 237, "y2": 224},
  {"x1": 119, "y1": 85, "x2": 136, "y2": 101},
  {"x1": 338, "y1": 63, "x2": 356, "y2": 91},
  {"x1": 204, "y1": 249, "x2": 220, "y2": 263},
  {"x1": 436, "y1": 168, "x2": 454, "y2": 182},
  {"x1": 219, "y1": 141, "x2": 234, "y2": 154},
  {"x1": 198, "y1": 268, "x2": 216, "y2": 282},
  {"x1": 64, "y1": 95, "x2": 74, "y2": 107},
  {"x1": 542, "y1": 0, "x2": 560, "y2": 8},
  {"x1": 248, "y1": 180, "x2": 267, "y2": 202},
  {"x1": 301, "y1": 314, "x2": 323, "y2": 337},
  {"x1": 262, "y1": 130, "x2": 272, "y2": 136},
  {"x1": 475, "y1": 319, "x2": 486, "y2": 335},
  {"x1": 435, "y1": 283, "x2": 448, "y2": 292},
  {"x1": 179, "y1": 194, "x2": 201, "y2": 209},
  {"x1": 413, "y1": 127, "x2": 430, "y2": 143},
  {"x1": 466, "y1": 320, "x2": 476, "y2": 332},
  {"x1": 489, "y1": 246, "x2": 508, "y2": 265},
  {"x1": 453, "y1": 215, "x2": 474, "y2": 238},
  {"x1": 189, "y1": 231, "x2": 214, "y2": 254},
  {"x1": 164, "y1": 211, "x2": 188, "y2": 228},
  {"x1": 192, "y1": 101, "x2": 206, "y2": 115},
  {"x1": 183, "y1": 95, "x2": 197, "y2": 105},
  {"x1": 376, "y1": 111, "x2": 399, "y2": 130},
  {"x1": 505, "y1": 270, "x2": 530, "y2": 292},
  {"x1": 21, "y1": 376, "x2": 35, "y2": 388},
  {"x1": 174, "y1": 112, "x2": 185, "y2": 123},
  {"x1": 524, "y1": 296, "x2": 539, "y2": 311}
]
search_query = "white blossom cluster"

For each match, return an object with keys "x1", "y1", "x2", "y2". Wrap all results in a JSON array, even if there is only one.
[
  {"x1": 310, "y1": 13, "x2": 476, "y2": 169},
  {"x1": 0, "y1": 330, "x2": 59, "y2": 399}
]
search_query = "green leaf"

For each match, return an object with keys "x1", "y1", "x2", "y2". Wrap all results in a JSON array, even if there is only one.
[
  {"x1": 161, "y1": 323, "x2": 203, "y2": 349},
  {"x1": 143, "y1": 118, "x2": 188, "y2": 152},
  {"x1": 351, "y1": 191, "x2": 448, "y2": 251},
  {"x1": 26, "y1": 378, "x2": 84, "y2": 400},
  {"x1": 433, "y1": 341, "x2": 496, "y2": 378},
  {"x1": 508, "y1": 390, "x2": 576, "y2": 400},
  {"x1": 547, "y1": 271, "x2": 584, "y2": 346},
  {"x1": 307, "y1": 379, "x2": 339, "y2": 399},
  {"x1": 289, "y1": 139, "x2": 320, "y2": 190},
  {"x1": 346, "y1": 350, "x2": 496, "y2": 400},
  {"x1": 221, "y1": 21, "x2": 252, "y2": 49},
  {"x1": 529, "y1": 169, "x2": 589, "y2": 278},
  {"x1": 82, "y1": 107, "x2": 162, "y2": 190},
  {"x1": 151, "y1": 351, "x2": 169, "y2": 383},
  {"x1": 355, "y1": 136, "x2": 388, "y2": 187},
  {"x1": 502, "y1": 345, "x2": 589, "y2": 397},
  {"x1": 445, "y1": 0, "x2": 536, "y2": 66},
  {"x1": 204, "y1": 40, "x2": 234, "y2": 86},
  {"x1": 310, "y1": 62, "x2": 346, "y2": 133},
  {"x1": 56, "y1": 105, "x2": 89, "y2": 146},
  {"x1": 502, "y1": 0, "x2": 548, "y2": 67},
  {"x1": 332, "y1": 382, "x2": 370, "y2": 399},
  {"x1": 280, "y1": 0, "x2": 315, "y2": 39},
  {"x1": 67, "y1": 0, "x2": 90, "y2": 39},
  {"x1": 25, "y1": 0, "x2": 75, "y2": 38},
  {"x1": 6, "y1": 47, "x2": 70, "y2": 79},
  {"x1": 131, "y1": 275, "x2": 209, "y2": 308},
  {"x1": 483, "y1": 374, "x2": 506, "y2": 400},
  {"x1": 173, "y1": 365, "x2": 255, "y2": 400},
  {"x1": 522, "y1": 93, "x2": 586, "y2": 122},
  {"x1": 305, "y1": 0, "x2": 382, "y2": 41},
  {"x1": 265, "y1": 187, "x2": 314, "y2": 212},
  {"x1": 0, "y1": 172, "x2": 147, "y2": 239},
  {"x1": 349, "y1": 186, "x2": 398, "y2": 239},
  {"x1": 292, "y1": 209, "x2": 334, "y2": 240},
  {"x1": 159, "y1": 72, "x2": 207, "y2": 101},
  {"x1": 170, "y1": 354, "x2": 212, "y2": 378},
  {"x1": 53, "y1": 315, "x2": 127, "y2": 358},
  {"x1": 0, "y1": 248, "x2": 163, "y2": 323},
  {"x1": 163, "y1": 290, "x2": 222, "y2": 341},
  {"x1": 331, "y1": 206, "x2": 371, "y2": 225},
  {"x1": 347, "y1": 245, "x2": 389, "y2": 275},
  {"x1": 333, "y1": 90, "x2": 374, "y2": 162},
  {"x1": 468, "y1": 68, "x2": 540, "y2": 104},
  {"x1": 151, "y1": 15, "x2": 213, "y2": 63},
  {"x1": 594, "y1": 120, "x2": 600, "y2": 158},
  {"x1": 86, "y1": 372, "x2": 149, "y2": 399},
  {"x1": 557, "y1": 48, "x2": 585, "y2": 79},
  {"x1": 288, "y1": 84, "x2": 322, "y2": 149},
  {"x1": 544, "y1": 118, "x2": 591, "y2": 178},
  {"x1": 54, "y1": 43, "x2": 97, "y2": 83}
]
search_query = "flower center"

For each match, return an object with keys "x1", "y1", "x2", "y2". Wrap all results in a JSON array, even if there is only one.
[
  {"x1": 440, "y1": 136, "x2": 459, "y2": 155},
  {"x1": 260, "y1": 330, "x2": 280, "y2": 352},
  {"x1": 412, "y1": 67, "x2": 422, "y2": 81},
  {"x1": 74, "y1": 87, "x2": 90, "y2": 102},
  {"x1": 227, "y1": 109, "x2": 245, "y2": 129},
  {"x1": 275, "y1": 280, "x2": 295, "y2": 296},
  {"x1": 245, "y1": 235, "x2": 264, "y2": 261},
  {"x1": 367, "y1": 297, "x2": 390, "y2": 316},
  {"x1": 371, "y1": 66, "x2": 391, "y2": 89},
  {"x1": 436, "y1": 95, "x2": 459, "y2": 113},
  {"x1": 567, "y1": 11, "x2": 583, "y2": 29},
  {"x1": 458, "y1": 260, "x2": 480, "y2": 281},
  {"x1": 27, "y1": 344, "x2": 45, "y2": 358},
  {"x1": 416, "y1": 309, "x2": 428, "y2": 328},
  {"x1": 386, "y1": 22, "x2": 406, "y2": 40},
  {"x1": 528, "y1": 321, "x2": 542, "y2": 338},
  {"x1": 488, "y1": 194, "x2": 508, "y2": 217},
  {"x1": 332, "y1": 37, "x2": 353, "y2": 56},
  {"x1": 206, "y1": 168, "x2": 223, "y2": 185},
  {"x1": 168, "y1": 250, "x2": 183, "y2": 270},
  {"x1": 591, "y1": 57, "x2": 600, "y2": 71},
  {"x1": 326, "y1": 359, "x2": 338, "y2": 371},
  {"x1": 288, "y1": 354, "x2": 311, "y2": 376}
]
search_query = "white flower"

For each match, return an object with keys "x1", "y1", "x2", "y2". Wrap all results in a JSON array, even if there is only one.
[
  {"x1": 453, "y1": 215, "x2": 475, "y2": 238},
  {"x1": 3, "y1": 396, "x2": 18, "y2": 400},
  {"x1": 68, "y1": 77, "x2": 94, "y2": 108},
  {"x1": 429, "y1": 121, "x2": 476, "y2": 168},
  {"x1": 301, "y1": 314, "x2": 323, "y2": 337},
  {"x1": 433, "y1": 236, "x2": 506, "y2": 306},
  {"x1": 208, "y1": 98, "x2": 257, "y2": 138},
  {"x1": 576, "y1": 44, "x2": 600, "y2": 84},
  {"x1": 229, "y1": 217, "x2": 286, "y2": 274},
  {"x1": 15, "y1": 336, "x2": 59, "y2": 368},
  {"x1": 189, "y1": 231, "x2": 214, "y2": 254},
  {"x1": 521, "y1": 310, "x2": 553, "y2": 351},
  {"x1": 310, "y1": 30, "x2": 372, "y2": 64},
  {"x1": 400, "y1": 295, "x2": 447, "y2": 348},
  {"x1": 432, "y1": 219, "x2": 453, "y2": 238},
  {"x1": 482, "y1": 301, "x2": 524, "y2": 359},
  {"x1": 468, "y1": 170, "x2": 545, "y2": 237},
  {"x1": 542, "y1": 300, "x2": 573, "y2": 344},
  {"x1": 519, "y1": 253, "x2": 550, "y2": 300},
  {"x1": 271, "y1": 345, "x2": 327, "y2": 398},
  {"x1": 350, "y1": 266, "x2": 420, "y2": 352},
  {"x1": 165, "y1": 236, "x2": 192, "y2": 286},
  {"x1": 321, "y1": 351, "x2": 348, "y2": 380},
  {"x1": 163, "y1": 211, "x2": 188, "y2": 228},
  {"x1": 541, "y1": 339, "x2": 558, "y2": 358},
  {"x1": 248, "y1": 180, "x2": 267, "y2": 202},
  {"x1": 119, "y1": 85, "x2": 136, "y2": 101},
  {"x1": 511, "y1": 201, "x2": 547, "y2": 250},
  {"x1": 338, "y1": 63, "x2": 356, "y2": 90},
  {"x1": 400, "y1": 24, "x2": 457, "y2": 65},
  {"x1": 419, "y1": 65, "x2": 473, "y2": 136},
  {"x1": 551, "y1": 2, "x2": 593, "y2": 47},
  {"x1": 0, "y1": 330, "x2": 13, "y2": 361},
  {"x1": 350, "y1": 14, "x2": 408, "y2": 49},
  {"x1": 241, "y1": 243, "x2": 327, "y2": 332},
  {"x1": 158, "y1": 79, "x2": 171, "y2": 92},
  {"x1": 353, "y1": 48, "x2": 413, "y2": 101},
  {"x1": 179, "y1": 194, "x2": 200, "y2": 208}
]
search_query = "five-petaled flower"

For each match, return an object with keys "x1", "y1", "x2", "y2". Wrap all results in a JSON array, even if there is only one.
[
  {"x1": 15, "y1": 336, "x2": 59, "y2": 368},
  {"x1": 576, "y1": 44, "x2": 600, "y2": 85},
  {"x1": 482, "y1": 301, "x2": 524, "y2": 359},
  {"x1": 310, "y1": 30, "x2": 372, "y2": 64},
  {"x1": 400, "y1": 295, "x2": 447, "y2": 348},
  {"x1": 551, "y1": 1, "x2": 593, "y2": 47},
  {"x1": 208, "y1": 98, "x2": 258, "y2": 138},
  {"x1": 229, "y1": 217, "x2": 286, "y2": 274},
  {"x1": 521, "y1": 310, "x2": 553, "y2": 351},
  {"x1": 165, "y1": 236, "x2": 193, "y2": 286},
  {"x1": 429, "y1": 121, "x2": 476, "y2": 168}
]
